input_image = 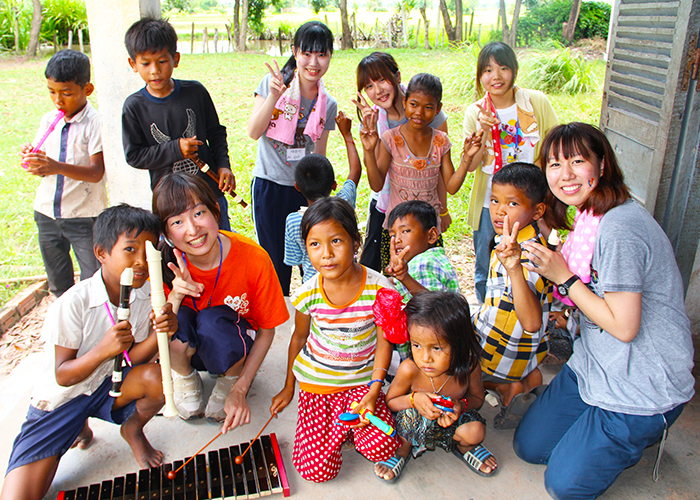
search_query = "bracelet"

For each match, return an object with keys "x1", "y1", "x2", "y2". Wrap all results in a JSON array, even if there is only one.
[
  {"x1": 440, "y1": 210, "x2": 449, "y2": 217},
  {"x1": 409, "y1": 391, "x2": 416, "y2": 408},
  {"x1": 461, "y1": 398, "x2": 468, "y2": 412},
  {"x1": 367, "y1": 379, "x2": 384, "y2": 388}
]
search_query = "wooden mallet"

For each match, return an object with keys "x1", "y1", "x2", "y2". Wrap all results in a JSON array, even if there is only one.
[{"x1": 234, "y1": 413, "x2": 276, "y2": 465}]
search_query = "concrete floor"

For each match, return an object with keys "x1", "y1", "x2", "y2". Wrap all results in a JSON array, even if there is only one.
[{"x1": 0, "y1": 298, "x2": 698, "y2": 500}]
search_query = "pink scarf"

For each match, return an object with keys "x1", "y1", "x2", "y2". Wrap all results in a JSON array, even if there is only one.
[
  {"x1": 555, "y1": 209, "x2": 602, "y2": 306},
  {"x1": 266, "y1": 71, "x2": 328, "y2": 146}
]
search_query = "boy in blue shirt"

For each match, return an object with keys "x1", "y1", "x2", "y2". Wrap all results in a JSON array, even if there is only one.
[
  {"x1": 21, "y1": 49, "x2": 107, "y2": 297},
  {"x1": 284, "y1": 112, "x2": 361, "y2": 284},
  {"x1": 121, "y1": 18, "x2": 234, "y2": 230},
  {"x1": 0, "y1": 205, "x2": 178, "y2": 500}
]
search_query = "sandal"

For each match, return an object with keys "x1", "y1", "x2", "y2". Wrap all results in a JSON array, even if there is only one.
[
  {"x1": 374, "y1": 454, "x2": 408, "y2": 484},
  {"x1": 493, "y1": 392, "x2": 536, "y2": 429},
  {"x1": 452, "y1": 445, "x2": 497, "y2": 477}
]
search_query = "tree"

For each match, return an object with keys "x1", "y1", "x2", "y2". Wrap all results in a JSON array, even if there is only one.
[
  {"x1": 507, "y1": 0, "x2": 522, "y2": 47},
  {"x1": 419, "y1": 3, "x2": 430, "y2": 49},
  {"x1": 562, "y1": 0, "x2": 582, "y2": 43},
  {"x1": 309, "y1": 0, "x2": 328, "y2": 14},
  {"x1": 498, "y1": 0, "x2": 509, "y2": 43},
  {"x1": 27, "y1": 0, "x2": 42, "y2": 56},
  {"x1": 438, "y1": 0, "x2": 462, "y2": 42},
  {"x1": 339, "y1": 0, "x2": 352, "y2": 49},
  {"x1": 238, "y1": 0, "x2": 248, "y2": 50}
]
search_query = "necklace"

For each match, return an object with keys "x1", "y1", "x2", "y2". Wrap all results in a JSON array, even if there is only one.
[{"x1": 430, "y1": 374, "x2": 452, "y2": 395}]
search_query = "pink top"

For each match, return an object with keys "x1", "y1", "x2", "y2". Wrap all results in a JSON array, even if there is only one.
[{"x1": 381, "y1": 127, "x2": 451, "y2": 232}]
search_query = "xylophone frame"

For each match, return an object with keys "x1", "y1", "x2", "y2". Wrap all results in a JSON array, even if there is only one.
[{"x1": 56, "y1": 433, "x2": 290, "y2": 500}]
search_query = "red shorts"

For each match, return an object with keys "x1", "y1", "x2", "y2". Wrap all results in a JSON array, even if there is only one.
[{"x1": 292, "y1": 386, "x2": 401, "y2": 482}]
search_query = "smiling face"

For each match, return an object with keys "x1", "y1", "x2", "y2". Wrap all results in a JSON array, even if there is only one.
[
  {"x1": 388, "y1": 215, "x2": 438, "y2": 263},
  {"x1": 363, "y1": 76, "x2": 398, "y2": 111},
  {"x1": 545, "y1": 149, "x2": 603, "y2": 210},
  {"x1": 305, "y1": 219, "x2": 358, "y2": 281},
  {"x1": 129, "y1": 47, "x2": 180, "y2": 98},
  {"x1": 47, "y1": 78, "x2": 92, "y2": 119},
  {"x1": 479, "y1": 57, "x2": 515, "y2": 100},
  {"x1": 165, "y1": 201, "x2": 220, "y2": 261},
  {"x1": 403, "y1": 91, "x2": 440, "y2": 130},
  {"x1": 409, "y1": 324, "x2": 451, "y2": 379},
  {"x1": 293, "y1": 48, "x2": 331, "y2": 84},
  {"x1": 97, "y1": 230, "x2": 157, "y2": 292},
  {"x1": 489, "y1": 183, "x2": 545, "y2": 235}
]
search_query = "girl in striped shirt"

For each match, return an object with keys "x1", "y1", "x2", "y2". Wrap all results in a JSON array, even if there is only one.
[{"x1": 270, "y1": 197, "x2": 402, "y2": 483}]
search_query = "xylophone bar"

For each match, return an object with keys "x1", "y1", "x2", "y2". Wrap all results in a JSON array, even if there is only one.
[{"x1": 57, "y1": 434, "x2": 290, "y2": 500}]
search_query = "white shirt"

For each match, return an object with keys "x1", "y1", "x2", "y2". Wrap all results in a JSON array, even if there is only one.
[
  {"x1": 32, "y1": 102, "x2": 107, "y2": 219},
  {"x1": 30, "y1": 271, "x2": 152, "y2": 412}
]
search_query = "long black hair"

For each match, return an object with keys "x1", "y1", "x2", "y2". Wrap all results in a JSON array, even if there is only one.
[
  {"x1": 405, "y1": 291, "x2": 481, "y2": 386},
  {"x1": 280, "y1": 21, "x2": 334, "y2": 86}
]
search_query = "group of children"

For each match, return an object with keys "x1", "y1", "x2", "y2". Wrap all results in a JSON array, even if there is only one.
[{"x1": 6, "y1": 15, "x2": 566, "y2": 499}]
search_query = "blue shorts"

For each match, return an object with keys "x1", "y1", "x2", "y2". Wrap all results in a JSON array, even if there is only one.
[{"x1": 6, "y1": 369, "x2": 137, "y2": 475}]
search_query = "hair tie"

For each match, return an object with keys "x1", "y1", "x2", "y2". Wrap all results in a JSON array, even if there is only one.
[{"x1": 372, "y1": 288, "x2": 409, "y2": 344}]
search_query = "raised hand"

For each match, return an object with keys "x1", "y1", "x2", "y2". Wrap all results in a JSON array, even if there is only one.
[
  {"x1": 476, "y1": 102, "x2": 500, "y2": 133},
  {"x1": 264, "y1": 60, "x2": 286, "y2": 100},
  {"x1": 522, "y1": 240, "x2": 574, "y2": 284},
  {"x1": 100, "y1": 320, "x2": 134, "y2": 358},
  {"x1": 495, "y1": 215, "x2": 523, "y2": 273},
  {"x1": 335, "y1": 110, "x2": 353, "y2": 141},
  {"x1": 167, "y1": 249, "x2": 205, "y2": 303},
  {"x1": 461, "y1": 129, "x2": 484, "y2": 161},
  {"x1": 358, "y1": 107, "x2": 379, "y2": 151},
  {"x1": 351, "y1": 91, "x2": 376, "y2": 126},
  {"x1": 179, "y1": 136, "x2": 203, "y2": 159},
  {"x1": 385, "y1": 234, "x2": 410, "y2": 281}
]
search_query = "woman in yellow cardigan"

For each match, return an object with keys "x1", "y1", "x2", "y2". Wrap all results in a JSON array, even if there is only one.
[{"x1": 463, "y1": 42, "x2": 558, "y2": 302}]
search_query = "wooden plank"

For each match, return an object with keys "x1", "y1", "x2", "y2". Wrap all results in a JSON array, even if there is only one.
[
  {"x1": 615, "y1": 36, "x2": 673, "y2": 51},
  {"x1": 603, "y1": 107, "x2": 658, "y2": 149},
  {"x1": 609, "y1": 80, "x2": 664, "y2": 105},
  {"x1": 616, "y1": 26, "x2": 675, "y2": 37},
  {"x1": 618, "y1": 15, "x2": 678, "y2": 24},
  {"x1": 608, "y1": 89, "x2": 663, "y2": 115},
  {"x1": 611, "y1": 59, "x2": 668, "y2": 77},
  {"x1": 614, "y1": 47, "x2": 671, "y2": 64},
  {"x1": 618, "y1": 2, "x2": 680, "y2": 12},
  {"x1": 610, "y1": 70, "x2": 666, "y2": 92}
]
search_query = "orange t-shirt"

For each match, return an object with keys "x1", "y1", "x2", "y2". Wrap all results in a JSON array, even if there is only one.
[{"x1": 170, "y1": 231, "x2": 289, "y2": 330}]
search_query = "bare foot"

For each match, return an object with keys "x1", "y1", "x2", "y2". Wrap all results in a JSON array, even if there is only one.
[
  {"x1": 120, "y1": 421, "x2": 163, "y2": 468},
  {"x1": 70, "y1": 421, "x2": 93, "y2": 450}
]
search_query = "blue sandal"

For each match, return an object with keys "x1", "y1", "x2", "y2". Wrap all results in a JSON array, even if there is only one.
[
  {"x1": 375, "y1": 454, "x2": 408, "y2": 484},
  {"x1": 453, "y1": 445, "x2": 498, "y2": 477}
]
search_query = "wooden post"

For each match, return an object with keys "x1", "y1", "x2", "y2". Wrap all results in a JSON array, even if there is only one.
[
  {"x1": 424, "y1": 19, "x2": 430, "y2": 49},
  {"x1": 78, "y1": 28, "x2": 84, "y2": 53},
  {"x1": 352, "y1": 12, "x2": 357, "y2": 49},
  {"x1": 477, "y1": 24, "x2": 481, "y2": 45},
  {"x1": 203, "y1": 27, "x2": 208, "y2": 53},
  {"x1": 415, "y1": 20, "x2": 421, "y2": 48},
  {"x1": 213, "y1": 28, "x2": 219, "y2": 53},
  {"x1": 53, "y1": 32, "x2": 58, "y2": 53},
  {"x1": 374, "y1": 19, "x2": 379, "y2": 47},
  {"x1": 225, "y1": 22, "x2": 232, "y2": 52},
  {"x1": 67, "y1": 30, "x2": 73, "y2": 50},
  {"x1": 278, "y1": 27, "x2": 283, "y2": 57},
  {"x1": 190, "y1": 22, "x2": 195, "y2": 54},
  {"x1": 469, "y1": 10, "x2": 475, "y2": 37},
  {"x1": 434, "y1": 8, "x2": 440, "y2": 49}
]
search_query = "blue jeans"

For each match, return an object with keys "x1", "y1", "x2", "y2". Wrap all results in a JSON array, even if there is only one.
[
  {"x1": 513, "y1": 365, "x2": 685, "y2": 500},
  {"x1": 472, "y1": 207, "x2": 495, "y2": 302}
]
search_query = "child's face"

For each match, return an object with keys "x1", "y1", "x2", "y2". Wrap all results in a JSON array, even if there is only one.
[
  {"x1": 410, "y1": 324, "x2": 451, "y2": 378},
  {"x1": 306, "y1": 219, "x2": 358, "y2": 281},
  {"x1": 388, "y1": 215, "x2": 438, "y2": 263},
  {"x1": 47, "y1": 78, "x2": 92, "y2": 120},
  {"x1": 489, "y1": 183, "x2": 545, "y2": 235},
  {"x1": 403, "y1": 91, "x2": 440, "y2": 130},
  {"x1": 292, "y1": 48, "x2": 331, "y2": 84},
  {"x1": 96, "y1": 230, "x2": 157, "y2": 291},
  {"x1": 480, "y1": 57, "x2": 515, "y2": 98},
  {"x1": 165, "y1": 201, "x2": 220, "y2": 259},
  {"x1": 363, "y1": 76, "x2": 397, "y2": 111},
  {"x1": 128, "y1": 48, "x2": 180, "y2": 98},
  {"x1": 545, "y1": 150, "x2": 601, "y2": 210}
]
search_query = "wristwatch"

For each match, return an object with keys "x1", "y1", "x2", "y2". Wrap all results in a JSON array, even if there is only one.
[{"x1": 557, "y1": 275, "x2": 580, "y2": 297}]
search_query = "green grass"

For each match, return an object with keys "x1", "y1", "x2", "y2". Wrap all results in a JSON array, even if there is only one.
[{"x1": 0, "y1": 45, "x2": 604, "y2": 306}]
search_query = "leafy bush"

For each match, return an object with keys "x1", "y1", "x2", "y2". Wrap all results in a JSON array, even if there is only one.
[
  {"x1": 0, "y1": 0, "x2": 32, "y2": 51},
  {"x1": 520, "y1": 42, "x2": 599, "y2": 94},
  {"x1": 518, "y1": 0, "x2": 610, "y2": 46},
  {"x1": 41, "y1": 0, "x2": 89, "y2": 46}
]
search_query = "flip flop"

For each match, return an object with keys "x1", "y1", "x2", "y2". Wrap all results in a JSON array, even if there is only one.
[
  {"x1": 452, "y1": 445, "x2": 497, "y2": 477},
  {"x1": 374, "y1": 454, "x2": 408, "y2": 484},
  {"x1": 493, "y1": 392, "x2": 536, "y2": 429}
]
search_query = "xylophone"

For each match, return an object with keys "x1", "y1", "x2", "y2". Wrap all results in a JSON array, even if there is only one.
[{"x1": 56, "y1": 434, "x2": 290, "y2": 500}]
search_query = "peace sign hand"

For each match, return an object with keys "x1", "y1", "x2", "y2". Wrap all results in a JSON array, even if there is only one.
[
  {"x1": 385, "y1": 234, "x2": 410, "y2": 281},
  {"x1": 462, "y1": 129, "x2": 484, "y2": 161},
  {"x1": 351, "y1": 92, "x2": 376, "y2": 126},
  {"x1": 495, "y1": 215, "x2": 523, "y2": 273},
  {"x1": 166, "y1": 249, "x2": 205, "y2": 304},
  {"x1": 476, "y1": 102, "x2": 500, "y2": 133},
  {"x1": 264, "y1": 60, "x2": 286, "y2": 100}
]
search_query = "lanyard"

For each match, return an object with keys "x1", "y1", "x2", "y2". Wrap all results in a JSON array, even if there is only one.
[
  {"x1": 297, "y1": 96, "x2": 318, "y2": 127},
  {"x1": 183, "y1": 235, "x2": 223, "y2": 312},
  {"x1": 486, "y1": 93, "x2": 520, "y2": 173}
]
